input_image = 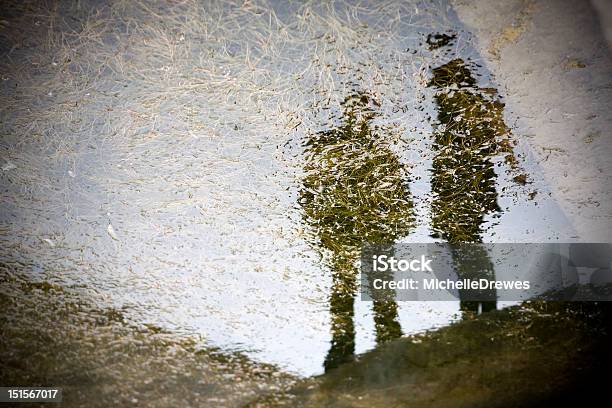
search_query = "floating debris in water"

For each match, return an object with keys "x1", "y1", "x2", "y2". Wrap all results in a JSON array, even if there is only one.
[
  {"x1": 513, "y1": 174, "x2": 529, "y2": 185},
  {"x1": 564, "y1": 57, "x2": 587, "y2": 70},
  {"x1": 1, "y1": 161, "x2": 16, "y2": 171},
  {"x1": 107, "y1": 224, "x2": 119, "y2": 241},
  {"x1": 426, "y1": 32, "x2": 457, "y2": 50},
  {"x1": 41, "y1": 238, "x2": 55, "y2": 247}
]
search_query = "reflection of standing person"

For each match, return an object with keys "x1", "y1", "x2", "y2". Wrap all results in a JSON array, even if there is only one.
[
  {"x1": 429, "y1": 59, "x2": 509, "y2": 313},
  {"x1": 299, "y1": 93, "x2": 414, "y2": 371}
]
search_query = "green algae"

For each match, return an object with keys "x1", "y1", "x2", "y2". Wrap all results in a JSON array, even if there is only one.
[{"x1": 299, "y1": 92, "x2": 415, "y2": 371}]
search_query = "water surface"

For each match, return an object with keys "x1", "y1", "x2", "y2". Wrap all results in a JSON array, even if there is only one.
[{"x1": 0, "y1": 0, "x2": 576, "y2": 379}]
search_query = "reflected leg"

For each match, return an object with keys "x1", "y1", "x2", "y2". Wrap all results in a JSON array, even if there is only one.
[
  {"x1": 324, "y1": 258, "x2": 357, "y2": 372},
  {"x1": 452, "y1": 245, "x2": 497, "y2": 314}
]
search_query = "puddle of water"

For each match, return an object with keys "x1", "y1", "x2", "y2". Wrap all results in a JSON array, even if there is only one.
[
  {"x1": 0, "y1": 0, "x2": 578, "y2": 382},
  {"x1": 0, "y1": 263, "x2": 299, "y2": 407}
]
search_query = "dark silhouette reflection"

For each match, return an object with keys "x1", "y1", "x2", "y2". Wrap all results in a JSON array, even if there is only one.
[
  {"x1": 451, "y1": 245, "x2": 497, "y2": 313},
  {"x1": 429, "y1": 59, "x2": 512, "y2": 313},
  {"x1": 299, "y1": 93, "x2": 414, "y2": 371}
]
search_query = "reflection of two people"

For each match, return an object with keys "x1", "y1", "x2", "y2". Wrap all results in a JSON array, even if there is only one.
[
  {"x1": 301, "y1": 60, "x2": 507, "y2": 370},
  {"x1": 299, "y1": 93, "x2": 414, "y2": 371}
]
